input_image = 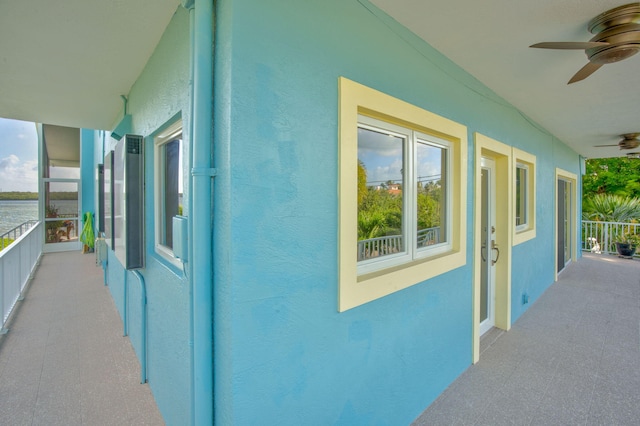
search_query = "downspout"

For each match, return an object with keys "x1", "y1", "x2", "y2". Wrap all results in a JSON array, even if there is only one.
[
  {"x1": 123, "y1": 268, "x2": 128, "y2": 336},
  {"x1": 132, "y1": 270, "x2": 148, "y2": 384},
  {"x1": 185, "y1": 3, "x2": 197, "y2": 425},
  {"x1": 186, "y1": 0, "x2": 215, "y2": 424},
  {"x1": 102, "y1": 131, "x2": 108, "y2": 286},
  {"x1": 122, "y1": 269, "x2": 148, "y2": 384}
]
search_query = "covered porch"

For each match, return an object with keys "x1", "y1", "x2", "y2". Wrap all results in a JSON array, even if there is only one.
[
  {"x1": 2, "y1": 249, "x2": 638, "y2": 424},
  {"x1": 415, "y1": 252, "x2": 640, "y2": 425},
  {"x1": 0, "y1": 251, "x2": 163, "y2": 425}
]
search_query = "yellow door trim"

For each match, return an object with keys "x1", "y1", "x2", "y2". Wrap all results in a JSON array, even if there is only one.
[{"x1": 473, "y1": 133, "x2": 513, "y2": 363}]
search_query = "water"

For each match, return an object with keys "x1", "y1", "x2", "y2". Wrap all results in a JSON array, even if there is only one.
[{"x1": 0, "y1": 200, "x2": 38, "y2": 235}]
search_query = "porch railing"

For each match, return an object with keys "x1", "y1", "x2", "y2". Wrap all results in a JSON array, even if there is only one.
[
  {"x1": 581, "y1": 220, "x2": 640, "y2": 257},
  {"x1": 358, "y1": 227, "x2": 440, "y2": 261},
  {"x1": 1, "y1": 221, "x2": 43, "y2": 332},
  {"x1": 1, "y1": 220, "x2": 38, "y2": 251}
]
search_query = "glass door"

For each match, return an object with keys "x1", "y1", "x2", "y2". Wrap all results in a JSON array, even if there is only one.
[
  {"x1": 43, "y1": 179, "x2": 81, "y2": 252},
  {"x1": 480, "y1": 157, "x2": 496, "y2": 335},
  {"x1": 557, "y1": 179, "x2": 571, "y2": 273}
]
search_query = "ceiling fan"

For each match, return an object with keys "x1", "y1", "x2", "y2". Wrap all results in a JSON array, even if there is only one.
[
  {"x1": 530, "y1": 3, "x2": 640, "y2": 84},
  {"x1": 594, "y1": 133, "x2": 640, "y2": 149}
]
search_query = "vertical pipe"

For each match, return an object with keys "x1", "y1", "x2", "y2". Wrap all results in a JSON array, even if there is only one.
[
  {"x1": 191, "y1": 0, "x2": 214, "y2": 424},
  {"x1": 186, "y1": 4, "x2": 197, "y2": 425},
  {"x1": 101, "y1": 131, "x2": 108, "y2": 286},
  {"x1": 123, "y1": 268, "x2": 128, "y2": 336},
  {"x1": 132, "y1": 270, "x2": 147, "y2": 384}
]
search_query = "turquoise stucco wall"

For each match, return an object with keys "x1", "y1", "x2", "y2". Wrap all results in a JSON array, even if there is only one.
[
  {"x1": 80, "y1": 128, "x2": 95, "y2": 234},
  {"x1": 102, "y1": 6, "x2": 192, "y2": 425},
  {"x1": 213, "y1": 0, "x2": 581, "y2": 424}
]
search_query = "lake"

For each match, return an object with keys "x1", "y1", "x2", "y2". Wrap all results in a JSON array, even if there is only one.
[{"x1": 0, "y1": 200, "x2": 39, "y2": 235}]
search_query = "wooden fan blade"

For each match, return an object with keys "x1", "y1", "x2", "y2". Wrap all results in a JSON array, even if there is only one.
[
  {"x1": 594, "y1": 144, "x2": 621, "y2": 147},
  {"x1": 568, "y1": 62, "x2": 603, "y2": 84},
  {"x1": 530, "y1": 41, "x2": 609, "y2": 49}
]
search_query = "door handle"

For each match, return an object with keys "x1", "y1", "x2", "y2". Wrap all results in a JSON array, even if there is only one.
[{"x1": 491, "y1": 240, "x2": 500, "y2": 265}]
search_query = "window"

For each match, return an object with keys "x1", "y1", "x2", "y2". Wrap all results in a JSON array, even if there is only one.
[
  {"x1": 339, "y1": 77, "x2": 467, "y2": 312},
  {"x1": 512, "y1": 148, "x2": 536, "y2": 244},
  {"x1": 357, "y1": 116, "x2": 452, "y2": 274},
  {"x1": 154, "y1": 121, "x2": 183, "y2": 263},
  {"x1": 515, "y1": 163, "x2": 528, "y2": 230}
]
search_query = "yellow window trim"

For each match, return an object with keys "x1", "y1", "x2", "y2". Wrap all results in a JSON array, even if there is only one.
[
  {"x1": 512, "y1": 147, "x2": 536, "y2": 245},
  {"x1": 338, "y1": 77, "x2": 467, "y2": 312}
]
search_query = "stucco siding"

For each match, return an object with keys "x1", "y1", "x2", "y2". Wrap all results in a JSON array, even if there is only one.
[
  {"x1": 213, "y1": 0, "x2": 580, "y2": 424},
  {"x1": 103, "y1": 6, "x2": 191, "y2": 425}
]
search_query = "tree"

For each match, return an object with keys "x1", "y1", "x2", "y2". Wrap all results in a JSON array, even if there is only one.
[
  {"x1": 582, "y1": 193, "x2": 640, "y2": 222},
  {"x1": 583, "y1": 157, "x2": 640, "y2": 198},
  {"x1": 357, "y1": 160, "x2": 367, "y2": 206}
]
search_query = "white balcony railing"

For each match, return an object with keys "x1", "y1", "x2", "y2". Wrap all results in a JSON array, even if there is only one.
[
  {"x1": 358, "y1": 227, "x2": 440, "y2": 261},
  {"x1": 1, "y1": 221, "x2": 43, "y2": 332},
  {"x1": 582, "y1": 220, "x2": 640, "y2": 257}
]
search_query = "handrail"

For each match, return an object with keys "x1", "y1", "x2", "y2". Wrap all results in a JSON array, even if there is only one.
[
  {"x1": 1, "y1": 221, "x2": 43, "y2": 332},
  {"x1": 357, "y1": 227, "x2": 441, "y2": 261},
  {"x1": 581, "y1": 220, "x2": 640, "y2": 257},
  {"x1": 1, "y1": 220, "x2": 38, "y2": 250}
]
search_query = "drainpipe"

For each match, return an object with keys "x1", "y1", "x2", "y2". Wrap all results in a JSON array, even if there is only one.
[
  {"x1": 123, "y1": 269, "x2": 148, "y2": 384},
  {"x1": 132, "y1": 270, "x2": 148, "y2": 384},
  {"x1": 123, "y1": 268, "x2": 128, "y2": 337},
  {"x1": 185, "y1": 3, "x2": 197, "y2": 424},
  {"x1": 102, "y1": 131, "x2": 108, "y2": 286},
  {"x1": 186, "y1": 0, "x2": 214, "y2": 424}
]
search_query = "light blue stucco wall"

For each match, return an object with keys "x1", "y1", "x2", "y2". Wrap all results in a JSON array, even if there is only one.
[
  {"x1": 212, "y1": 0, "x2": 581, "y2": 424},
  {"x1": 102, "y1": 7, "x2": 192, "y2": 425},
  {"x1": 80, "y1": 128, "x2": 95, "y2": 233}
]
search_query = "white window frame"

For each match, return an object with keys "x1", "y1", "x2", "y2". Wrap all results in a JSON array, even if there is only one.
[
  {"x1": 515, "y1": 162, "x2": 529, "y2": 232},
  {"x1": 338, "y1": 77, "x2": 467, "y2": 312},
  {"x1": 154, "y1": 120, "x2": 183, "y2": 267},
  {"x1": 356, "y1": 115, "x2": 453, "y2": 275}
]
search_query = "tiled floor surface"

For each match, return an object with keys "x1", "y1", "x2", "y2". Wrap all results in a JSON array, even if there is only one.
[
  {"x1": 2, "y1": 251, "x2": 639, "y2": 425},
  {"x1": 413, "y1": 253, "x2": 640, "y2": 425},
  {"x1": 0, "y1": 251, "x2": 164, "y2": 425}
]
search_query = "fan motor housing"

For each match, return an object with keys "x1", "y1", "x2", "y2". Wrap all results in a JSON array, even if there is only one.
[
  {"x1": 588, "y1": 3, "x2": 640, "y2": 34},
  {"x1": 587, "y1": 23, "x2": 640, "y2": 64}
]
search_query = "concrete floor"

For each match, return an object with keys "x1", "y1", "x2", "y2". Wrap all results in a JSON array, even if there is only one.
[
  {"x1": 413, "y1": 253, "x2": 640, "y2": 425},
  {"x1": 2, "y1": 250, "x2": 639, "y2": 425},
  {"x1": 0, "y1": 251, "x2": 164, "y2": 425}
]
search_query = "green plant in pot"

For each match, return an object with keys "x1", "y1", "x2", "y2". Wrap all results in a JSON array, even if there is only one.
[
  {"x1": 45, "y1": 204, "x2": 65, "y2": 243},
  {"x1": 614, "y1": 231, "x2": 640, "y2": 258}
]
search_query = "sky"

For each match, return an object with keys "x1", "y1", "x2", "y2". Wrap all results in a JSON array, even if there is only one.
[
  {"x1": 0, "y1": 118, "x2": 39, "y2": 192},
  {"x1": 358, "y1": 127, "x2": 443, "y2": 186}
]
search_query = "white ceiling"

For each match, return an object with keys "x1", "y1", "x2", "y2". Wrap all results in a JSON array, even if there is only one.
[
  {"x1": 370, "y1": 0, "x2": 640, "y2": 159},
  {"x1": 0, "y1": 1, "x2": 637, "y2": 159},
  {"x1": 0, "y1": 0, "x2": 180, "y2": 131},
  {"x1": 42, "y1": 125, "x2": 80, "y2": 167}
]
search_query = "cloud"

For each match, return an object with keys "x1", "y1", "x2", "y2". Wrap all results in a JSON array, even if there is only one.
[
  {"x1": 0, "y1": 154, "x2": 20, "y2": 169},
  {"x1": 0, "y1": 155, "x2": 38, "y2": 192}
]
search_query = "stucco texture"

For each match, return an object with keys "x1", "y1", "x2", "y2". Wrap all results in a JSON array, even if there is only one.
[
  {"x1": 212, "y1": 0, "x2": 580, "y2": 424},
  {"x1": 104, "y1": 6, "x2": 191, "y2": 425}
]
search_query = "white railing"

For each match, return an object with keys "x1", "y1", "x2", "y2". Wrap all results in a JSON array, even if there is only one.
[
  {"x1": 582, "y1": 220, "x2": 640, "y2": 256},
  {"x1": 358, "y1": 227, "x2": 440, "y2": 261},
  {"x1": 1, "y1": 220, "x2": 38, "y2": 250},
  {"x1": 1, "y1": 221, "x2": 43, "y2": 332}
]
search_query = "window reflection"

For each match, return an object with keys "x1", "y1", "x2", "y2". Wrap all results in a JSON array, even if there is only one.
[{"x1": 357, "y1": 126, "x2": 405, "y2": 260}]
